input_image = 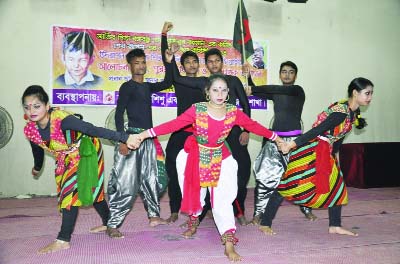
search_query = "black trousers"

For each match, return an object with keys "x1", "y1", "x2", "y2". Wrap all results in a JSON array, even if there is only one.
[
  {"x1": 226, "y1": 126, "x2": 251, "y2": 217},
  {"x1": 260, "y1": 190, "x2": 342, "y2": 227},
  {"x1": 165, "y1": 130, "x2": 192, "y2": 214},
  {"x1": 57, "y1": 200, "x2": 109, "y2": 242}
]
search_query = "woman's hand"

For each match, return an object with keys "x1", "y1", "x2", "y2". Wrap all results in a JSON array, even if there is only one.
[
  {"x1": 126, "y1": 134, "x2": 143, "y2": 150},
  {"x1": 125, "y1": 130, "x2": 151, "y2": 150},
  {"x1": 275, "y1": 136, "x2": 284, "y2": 145},
  {"x1": 278, "y1": 141, "x2": 296, "y2": 154}
]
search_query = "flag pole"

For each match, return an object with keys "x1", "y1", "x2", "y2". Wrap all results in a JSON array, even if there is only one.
[
  {"x1": 238, "y1": 0, "x2": 246, "y2": 64},
  {"x1": 238, "y1": 0, "x2": 248, "y2": 87}
]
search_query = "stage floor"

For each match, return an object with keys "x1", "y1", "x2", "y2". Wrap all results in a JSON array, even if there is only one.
[{"x1": 1, "y1": 187, "x2": 399, "y2": 264}]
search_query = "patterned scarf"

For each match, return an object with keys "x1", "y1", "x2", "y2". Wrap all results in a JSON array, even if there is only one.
[
  {"x1": 313, "y1": 101, "x2": 355, "y2": 145},
  {"x1": 181, "y1": 102, "x2": 237, "y2": 215},
  {"x1": 194, "y1": 102, "x2": 237, "y2": 187},
  {"x1": 24, "y1": 110, "x2": 81, "y2": 176}
]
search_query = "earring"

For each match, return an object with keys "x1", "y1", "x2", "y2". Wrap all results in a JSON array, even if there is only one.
[
  {"x1": 225, "y1": 94, "x2": 230, "y2": 102},
  {"x1": 206, "y1": 94, "x2": 210, "y2": 101}
]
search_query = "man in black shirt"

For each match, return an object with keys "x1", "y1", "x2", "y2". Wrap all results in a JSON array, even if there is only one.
[
  {"x1": 245, "y1": 61, "x2": 317, "y2": 230},
  {"x1": 161, "y1": 22, "x2": 205, "y2": 224},
  {"x1": 106, "y1": 47, "x2": 173, "y2": 238},
  {"x1": 173, "y1": 48, "x2": 251, "y2": 225}
]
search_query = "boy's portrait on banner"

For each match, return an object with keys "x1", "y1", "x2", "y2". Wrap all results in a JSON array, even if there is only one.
[
  {"x1": 54, "y1": 31, "x2": 103, "y2": 89},
  {"x1": 51, "y1": 25, "x2": 268, "y2": 109}
]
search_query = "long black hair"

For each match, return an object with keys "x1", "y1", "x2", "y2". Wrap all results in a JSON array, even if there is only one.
[
  {"x1": 348, "y1": 77, "x2": 374, "y2": 129},
  {"x1": 21, "y1": 85, "x2": 49, "y2": 105}
]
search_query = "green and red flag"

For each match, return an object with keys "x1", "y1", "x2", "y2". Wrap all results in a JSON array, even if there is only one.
[{"x1": 233, "y1": 0, "x2": 254, "y2": 64}]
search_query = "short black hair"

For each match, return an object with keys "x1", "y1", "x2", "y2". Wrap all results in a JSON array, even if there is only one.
[
  {"x1": 180, "y1": 51, "x2": 199, "y2": 66},
  {"x1": 126, "y1": 48, "x2": 146, "y2": 64},
  {"x1": 205, "y1": 48, "x2": 223, "y2": 63},
  {"x1": 279, "y1": 61, "x2": 298, "y2": 74}
]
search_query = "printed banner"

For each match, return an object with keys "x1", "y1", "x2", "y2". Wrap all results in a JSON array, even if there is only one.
[{"x1": 51, "y1": 26, "x2": 269, "y2": 109}]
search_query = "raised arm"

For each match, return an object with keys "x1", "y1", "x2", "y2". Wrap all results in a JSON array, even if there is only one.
[
  {"x1": 160, "y1": 22, "x2": 184, "y2": 82},
  {"x1": 149, "y1": 60, "x2": 173, "y2": 93},
  {"x1": 161, "y1": 22, "x2": 173, "y2": 64},
  {"x1": 149, "y1": 23, "x2": 175, "y2": 93}
]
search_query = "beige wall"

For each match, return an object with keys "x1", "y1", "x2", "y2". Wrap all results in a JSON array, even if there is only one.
[{"x1": 0, "y1": 0, "x2": 399, "y2": 197}]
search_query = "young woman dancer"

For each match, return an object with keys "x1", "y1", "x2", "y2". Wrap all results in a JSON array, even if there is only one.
[
  {"x1": 266, "y1": 77, "x2": 373, "y2": 236},
  {"x1": 22, "y1": 85, "x2": 137, "y2": 253},
  {"x1": 131, "y1": 74, "x2": 282, "y2": 262}
]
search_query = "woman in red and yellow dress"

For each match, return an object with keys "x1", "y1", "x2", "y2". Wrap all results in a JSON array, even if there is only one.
[
  {"x1": 275, "y1": 77, "x2": 374, "y2": 237},
  {"x1": 22, "y1": 85, "x2": 137, "y2": 254}
]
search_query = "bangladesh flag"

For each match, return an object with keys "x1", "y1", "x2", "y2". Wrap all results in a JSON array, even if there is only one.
[{"x1": 233, "y1": 0, "x2": 254, "y2": 63}]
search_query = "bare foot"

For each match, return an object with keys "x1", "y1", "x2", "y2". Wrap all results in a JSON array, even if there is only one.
[
  {"x1": 106, "y1": 227, "x2": 124, "y2": 239},
  {"x1": 329, "y1": 226, "x2": 358, "y2": 236},
  {"x1": 259, "y1": 225, "x2": 276, "y2": 235},
  {"x1": 166, "y1": 213, "x2": 179, "y2": 224},
  {"x1": 247, "y1": 215, "x2": 261, "y2": 226},
  {"x1": 181, "y1": 226, "x2": 197, "y2": 238},
  {"x1": 149, "y1": 217, "x2": 168, "y2": 227},
  {"x1": 181, "y1": 216, "x2": 199, "y2": 238},
  {"x1": 89, "y1": 225, "x2": 107, "y2": 233},
  {"x1": 179, "y1": 221, "x2": 188, "y2": 229},
  {"x1": 224, "y1": 242, "x2": 242, "y2": 262},
  {"x1": 236, "y1": 215, "x2": 247, "y2": 226},
  {"x1": 38, "y1": 239, "x2": 70, "y2": 254}
]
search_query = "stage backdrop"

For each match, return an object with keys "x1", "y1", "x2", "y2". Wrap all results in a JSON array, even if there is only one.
[{"x1": 51, "y1": 25, "x2": 268, "y2": 109}]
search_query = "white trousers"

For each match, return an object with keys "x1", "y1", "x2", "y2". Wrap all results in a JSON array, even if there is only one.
[{"x1": 176, "y1": 150, "x2": 238, "y2": 235}]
